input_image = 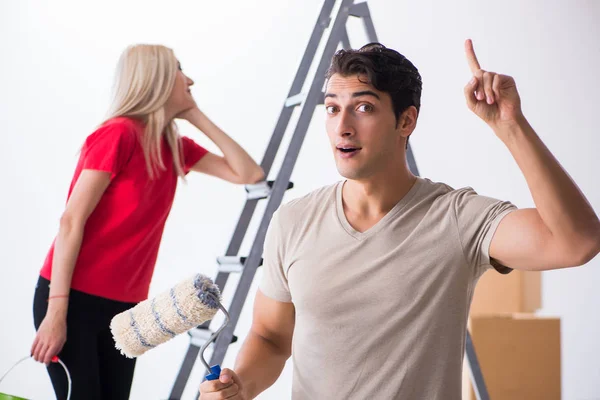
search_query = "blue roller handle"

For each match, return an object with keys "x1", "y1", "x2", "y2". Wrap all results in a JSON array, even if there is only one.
[{"x1": 205, "y1": 365, "x2": 222, "y2": 381}]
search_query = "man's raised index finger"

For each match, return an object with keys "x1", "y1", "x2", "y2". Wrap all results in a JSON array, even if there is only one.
[{"x1": 465, "y1": 39, "x2": 481, "y2": 73}]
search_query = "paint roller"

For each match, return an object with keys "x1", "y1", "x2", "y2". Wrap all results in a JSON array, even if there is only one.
[{"x1": 110, "y1": 273, "x2": 229, "y2": 381}]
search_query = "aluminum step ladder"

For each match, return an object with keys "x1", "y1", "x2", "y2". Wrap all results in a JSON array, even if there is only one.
[{"x1": 168, "y1": 1, "x2": 489, "y2": 399}]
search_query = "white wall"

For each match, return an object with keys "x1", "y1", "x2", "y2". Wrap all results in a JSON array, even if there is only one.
[{"x1": 0, "y1": 1, "x2": 598, "y2": 399}]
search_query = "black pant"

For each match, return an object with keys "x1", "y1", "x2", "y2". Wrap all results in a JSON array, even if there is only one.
[{"x1": 33, "y1": 276, "x2": 137, "y2": 400}]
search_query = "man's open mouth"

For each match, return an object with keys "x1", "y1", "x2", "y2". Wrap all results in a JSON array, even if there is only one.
[{"x1": 337, "y1": 146, "x2": 361, "y2": 154}]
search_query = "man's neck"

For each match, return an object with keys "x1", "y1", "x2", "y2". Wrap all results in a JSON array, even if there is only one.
[{"x1": 342, "y1": 167, "x2": 417, "y2": 227}]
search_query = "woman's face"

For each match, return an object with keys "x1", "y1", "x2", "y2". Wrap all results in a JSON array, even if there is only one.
[{"x1": 165, "y1": 61, "x2": 195, "y2": 115}]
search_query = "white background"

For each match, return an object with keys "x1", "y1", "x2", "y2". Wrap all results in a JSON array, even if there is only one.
[{"x1": 0, "y1": 1, "x2": 598, "y2": 399}]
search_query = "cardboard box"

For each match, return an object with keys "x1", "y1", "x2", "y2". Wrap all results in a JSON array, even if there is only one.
[
  {"x1": 463, "y1": 314, "x2": 561, "y2": 400},
  {"x1": 470, "y1": 270, "x2": 541, "y2": 315}
]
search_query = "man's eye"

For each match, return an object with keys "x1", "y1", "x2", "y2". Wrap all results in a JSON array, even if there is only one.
[
  {"x1": 325, "y1": 106, "x2": 337, "y2": 114},
  {"x1": 357, "y1": 104, "x2": 373, "y2": 112}
]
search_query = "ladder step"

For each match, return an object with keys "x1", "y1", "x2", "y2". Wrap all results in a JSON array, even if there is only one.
[
  {"x1": 217, "y1": 256, "x2": 264, "y2": 273},
  {"x1": 285, "y1": 92, "x2": 326, "y2": 107},
  {"x1": 245, "y1": 180, "x2": 294, "y2": 201},
  {"x1": 285, "y1": 92, "x2": 306, "y2": 108},
  {"x1": 188, "y1": 327, "x2": 237, "y2": 347}
]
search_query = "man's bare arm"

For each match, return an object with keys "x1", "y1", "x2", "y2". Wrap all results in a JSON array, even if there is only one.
[
  {"x1": 234, "y1": 290, "x2": 295, "y2": 399},
  {"x1": 464, "y1": 39, "x2": 600, "y2": 270}
]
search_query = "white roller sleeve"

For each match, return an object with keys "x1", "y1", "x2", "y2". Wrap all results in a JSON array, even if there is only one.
[{"x1": 110, "y1": 274, "x2": 220, "y2": 358}]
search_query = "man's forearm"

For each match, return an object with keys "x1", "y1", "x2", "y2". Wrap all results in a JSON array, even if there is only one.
[
  {"x1": 496, "y1": 116, "x2": 600, "y2": 251},
  {"x1": 234, "y1": 331, "x2": 290, "y2": 399}
]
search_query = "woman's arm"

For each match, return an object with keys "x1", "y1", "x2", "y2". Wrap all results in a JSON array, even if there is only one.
[
  {"x1": 31, "y1": 170, "x2": 111, "y2": 364},
  {"x1": 180, "y1": 108, "x2": 264, "y2": 184}
]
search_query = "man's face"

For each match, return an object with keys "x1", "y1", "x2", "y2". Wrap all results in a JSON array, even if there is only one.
[{"x1": 325, "y1": 73, "x2": 405, "y2": 181}]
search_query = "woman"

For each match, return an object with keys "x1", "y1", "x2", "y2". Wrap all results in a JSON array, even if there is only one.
[{"x1": 30, "y1": 44, "x2": 264, "y2": 400}]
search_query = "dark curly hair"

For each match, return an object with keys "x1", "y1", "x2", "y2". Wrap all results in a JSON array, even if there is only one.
[{"x1": 326, "y1": 42, "x2": 422, "y2": 123}]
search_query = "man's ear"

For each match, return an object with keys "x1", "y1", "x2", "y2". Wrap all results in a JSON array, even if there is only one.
[
  {"x1": 397, "y1": 106, "x2": 418, "y2": 137},
  {"x1": 397, "y1": 106, "x2": 418, "y2": 150},
  {"x1": 398, "y1": 106, "x2": 419, "y2": 133}
]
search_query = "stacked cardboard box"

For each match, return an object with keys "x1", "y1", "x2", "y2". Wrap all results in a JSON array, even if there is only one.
[
  {"x1": 470, "y1": 270, "x2": 541, "y2": 316},
  {"x1": 463, "y1": 270, "x2": 561, "y2": 400}
]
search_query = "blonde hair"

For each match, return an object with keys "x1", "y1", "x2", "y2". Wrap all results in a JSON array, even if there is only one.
[{"x1": 106, "y1": 44, "x2": 185, "y2": 179}]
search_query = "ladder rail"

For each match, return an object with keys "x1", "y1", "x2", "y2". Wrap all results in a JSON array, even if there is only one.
[
  {"x1": 168, "y1": 1, "x2": 338, "y2": 399},
  {"x1": 258, "y1": 0, "x2": 337, "y2": 176},
  {"x1": 466, "y1": 329, "x2": 491, "y2": 400},
  {"x1": 208, "y1": 0, "x2": 339, "y2": 302},
  {"x1": 203, "y1": 0, "x2": 338, "y2": 316},
  {"x1": 347, "y1": 1, "x2": 420, "y2": 176}
]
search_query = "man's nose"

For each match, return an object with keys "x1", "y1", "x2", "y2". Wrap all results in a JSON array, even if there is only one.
[{"x1": 335, "y1": 110, "x2": 355, "y2": 137}]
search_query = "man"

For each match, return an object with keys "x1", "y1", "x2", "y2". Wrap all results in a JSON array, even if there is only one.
[{"x1": 199, "y1": 40, "x2": 600, "y2": 399}]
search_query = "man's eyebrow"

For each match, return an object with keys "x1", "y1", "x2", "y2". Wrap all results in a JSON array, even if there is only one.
[
  {"x1": 324, "y1": 91, "x2": 380, "y2": 99},
  {"x1": 352, "y1": 90, "x2": 380, "y2": 99}
]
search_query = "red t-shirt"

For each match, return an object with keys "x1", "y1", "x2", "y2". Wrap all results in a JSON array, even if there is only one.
[{"x1": 40, "y1": 117, "x2": 208, "y2": 302}]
